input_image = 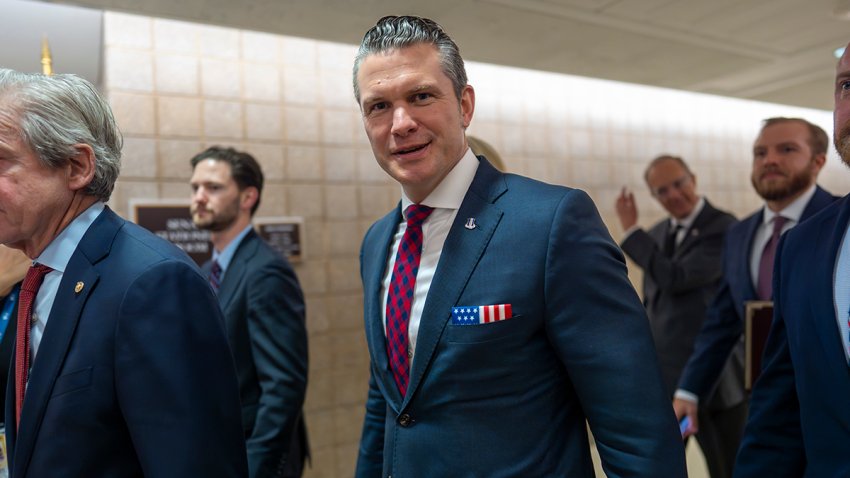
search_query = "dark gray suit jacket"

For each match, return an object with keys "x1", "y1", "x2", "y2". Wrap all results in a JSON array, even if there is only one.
[
  {"x1": 204, "y1": 230, "x2": 309, "y2": 478},
  {"x1": 621, "y1": 200, "x2": 741, "y2": 408}
]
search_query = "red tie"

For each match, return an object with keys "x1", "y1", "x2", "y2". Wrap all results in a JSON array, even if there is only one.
[
  {"x1": 386, "y1": 204, "x2": 433, "y2": 396},
  {"x1": 15, "y1": 263, "x2": 52, "y2": 429}
]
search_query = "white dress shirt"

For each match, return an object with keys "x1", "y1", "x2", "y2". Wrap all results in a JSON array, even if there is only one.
[
  {"x1": 32, "y1": 202, "x2": 105, "y2": 360},
  {"x1": 748, "y1": 185, "x2": 816, "y2": 289},
  {"x1": 381, "y1": 148, "x2": 479, "y2": 364}
]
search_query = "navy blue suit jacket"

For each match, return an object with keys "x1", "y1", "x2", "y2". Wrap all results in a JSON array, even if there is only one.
[
  {"x1": 203, "y1": 230, "x2": 309, "y2": 478},
  {"x1": 5, "y1": 207, "x2": 248, "y2": 477},
  {"x1": 678, "y1": 186, "x2": 837, "y2": 400},
  {"x1": 735, "y1": 194, "x2": 850, "y2": 476},
  {"x1": 355, "y1": 158, "x2": 686, "y2": 478}
]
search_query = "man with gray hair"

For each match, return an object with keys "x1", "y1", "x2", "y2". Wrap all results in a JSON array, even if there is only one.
[
  {"x1": 0, "y1": 69, "x2": 247, "y2": 477},
  {"x1": 353, "y1": 15, "x2": 686, "y2": 477}
]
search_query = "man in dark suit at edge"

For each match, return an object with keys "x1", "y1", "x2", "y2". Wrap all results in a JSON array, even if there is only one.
[
  {"x1": 190, "y1": 146, "x2": 309, "y2": 478},
  {"x1": 0, "y1": 69, "x2": 248, "y2": 477},
  {"x1": 733, "y1": 40, "x2": 850, "y2": 477},
  {"x1": 673, "y1": 117, "x2": 838, "y2": 446},
  {"x1": 616, "y1": 155, "x2": 741, "y2": 478},
  {"x1": 353, "y1": 15, "x2": 686, "y2": 478}
]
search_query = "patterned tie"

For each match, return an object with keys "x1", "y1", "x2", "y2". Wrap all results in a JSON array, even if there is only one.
[
  {"x1": 15, "y1": 263, "x2": 52, "y2": 429},
  {"x1": 386, "y1": 204, "x2": 434, "y2": 396},
  {"x1": 209, "y1": 260, "x2": 222, "y2": 294},
  {"x1": 756, "y1": 216, "x2": 788, "y2": 301}
]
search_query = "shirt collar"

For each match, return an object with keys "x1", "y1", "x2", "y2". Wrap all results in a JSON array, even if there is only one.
[
  {"x1": 400, "y1": 147, "x2": 480, "y2": 216},
  {"x1": 671, "y1": 197, "x2": 706, "y2": 230},
  {"x1": 211, "y1": 224, "x2": 253, "y2": 272},
  {"x1": 36, "y1": 202, "x2": 106, "y2": 273},
  {"x1": 762, "y1": 184, "x2": 817, "y2": 225}
]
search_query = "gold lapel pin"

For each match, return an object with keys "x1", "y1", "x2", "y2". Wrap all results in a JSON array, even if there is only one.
[{"x1": 74, "y1": 281, "x2": 84, "y2": 294}]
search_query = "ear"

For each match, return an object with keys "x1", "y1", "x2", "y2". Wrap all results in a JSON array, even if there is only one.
[
  {"x1": 67, "y1": 144, "x2": 97, "y2": 192},
  {"x1": 240, "y1": 186, "x2": 259, "y2": 213},
  {"x1": 812, "y1": 152, "x2": 827, "y2": 172},
  {"x1": 460, "y1": 84, "x2": 475, "y2": 129}
]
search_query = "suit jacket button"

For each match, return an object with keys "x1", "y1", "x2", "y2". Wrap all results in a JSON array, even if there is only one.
[{"x1": 398, "y1": 414, "x2": 412, "y2": 427}]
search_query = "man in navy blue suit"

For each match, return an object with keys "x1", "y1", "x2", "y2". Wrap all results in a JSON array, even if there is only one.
[
  {"x1": 0, "y1": 69, "x2": 247, "y2": 477},
  {"x1": 673, "y1": 115, "x2": 838, "y2": 444},
  {"x1": 191, "y1": 146, "x2": 309, "y2": 477},
  {"x1": 733, "y1": 41, "x2": 850, "y2": 477},
  {"x1": 353, "y1": 15, "x2": 685, "y2": 478}
]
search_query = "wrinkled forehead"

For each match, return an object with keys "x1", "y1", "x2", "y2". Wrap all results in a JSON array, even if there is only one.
[{"x1": 0, "y1": 98, "x2": 24, "y2": 139}]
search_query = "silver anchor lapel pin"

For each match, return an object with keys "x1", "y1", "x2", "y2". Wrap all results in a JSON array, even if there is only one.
[{"x1": 464, "y1": 218, "x2": 477, "y2": 230}]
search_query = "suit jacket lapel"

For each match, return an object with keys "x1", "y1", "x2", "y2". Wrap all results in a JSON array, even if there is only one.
[
  {"x1": 674, "y1": 202, "x2": 718, "y2": 257},
  {"x1": 403, "y1": 159, "x2": 506, "y2": 407},
  {"x1": 217, "y1": 231, "x2": 258, "y2": 310},
  {"x1": 364, "y1": 208, "x2": 404, "y2": 408},
  {"x1": 810, "y1": 198, "x2": 849, "y2": 373},
  {"x1": 735, "y1": 212, "x2": 763, "y2": 303},
  {"x1": 13, "y1": 208, "x2": 118, "y2": 475}
]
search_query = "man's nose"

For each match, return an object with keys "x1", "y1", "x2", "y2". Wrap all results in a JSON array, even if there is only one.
[{"x1": 391, "y1": 106, "x2": 417, "y2": 136}]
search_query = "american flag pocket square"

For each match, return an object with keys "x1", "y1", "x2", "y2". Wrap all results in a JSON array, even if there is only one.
[{"x1": 451, "y1": 304, "x2": 513, "y2": 325}]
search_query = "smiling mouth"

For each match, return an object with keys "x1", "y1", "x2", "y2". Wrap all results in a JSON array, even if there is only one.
[{"x1": 394, "y1": 142, "x2": 429, "y2": 155}]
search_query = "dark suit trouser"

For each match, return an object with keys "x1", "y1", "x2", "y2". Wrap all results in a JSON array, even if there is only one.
[{"x1": 694, "y1": 400, "x2": 748, "y2": 478}]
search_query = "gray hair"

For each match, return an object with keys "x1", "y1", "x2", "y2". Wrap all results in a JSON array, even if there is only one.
[
  {"x1": 0, "y1": 69, "x2": 122, "y2": 202},
  {"x1": 353, "y1": 15, "x2": 467, "y2": 104}
]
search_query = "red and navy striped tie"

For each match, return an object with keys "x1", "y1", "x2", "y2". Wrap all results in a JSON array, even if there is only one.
[{"x1": 386, "y1": 204, "x2": 433, "y2": 396}]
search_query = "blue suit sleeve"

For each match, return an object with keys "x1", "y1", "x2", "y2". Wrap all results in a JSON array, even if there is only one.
[
  {"x1": 115, "y1": 260, "x2": 248, "y2": 477},
  {"x1": 355, "y1": 367, "x2": 386, "y2": 478},
  {"x1": 245, "y1": 259, "x2": 308, "y2": 477},
  {"x1": 678, "y1": 235, "x2": 745, "y2": 399},
  {"x1": 544, "y1": 189, "x2": 687, "y2": 477}
]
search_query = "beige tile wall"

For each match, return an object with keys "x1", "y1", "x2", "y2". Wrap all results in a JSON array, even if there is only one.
[{"x1": 102, "y1": 11, "x2": 850, "y2": 477}]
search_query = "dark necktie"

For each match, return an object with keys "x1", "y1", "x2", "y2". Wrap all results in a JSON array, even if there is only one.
[
  {"x1": 664, "y1": 224, "x2": 682, "y2": 258},
  {"x1": 15, "y1": 263, "x2": 52, "y2": 429},
  {"x1": 756, "y1": 216, "x2": 788, "y2": 301},
  {"x1": 209, "y1": 260, "x2": 222, "y2": 294},
  {"x1": 386, "y1": 204, "x2": 433, "y2": 396}
]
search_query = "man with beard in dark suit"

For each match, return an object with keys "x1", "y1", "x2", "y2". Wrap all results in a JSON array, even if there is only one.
[
  {"x1": 733, "y1": 40, "x2": 850, "y2": 477},
  {"x1": 673, "y1": 117, "x2": 838, "y2": 469},
  {"x1": 190, "y1": 146, "x2": 309, "y2": 478}
]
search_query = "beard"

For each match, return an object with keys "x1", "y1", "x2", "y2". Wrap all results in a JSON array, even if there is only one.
[
  {"x1": 191, "y1": 202, "x2": 239, "y2": 232},
  {"x1": 836, "y1": 120, "x2": 850, "y2": 167},
  {"x1": 750, "y1": 161, "x2": 816, "y2": 202}
]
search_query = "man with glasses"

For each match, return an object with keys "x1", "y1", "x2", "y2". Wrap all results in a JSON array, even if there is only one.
[
  {"x1": 616, "y1": 155, "x2": 739, "y2": 478},
  {"x1": 672, "y1": 117, "x2": 837, "y2": 472}
]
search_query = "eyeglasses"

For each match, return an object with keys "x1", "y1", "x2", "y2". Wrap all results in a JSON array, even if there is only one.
[{"x1": 651, "y1": 175, "x2": 693, "y2": 199}]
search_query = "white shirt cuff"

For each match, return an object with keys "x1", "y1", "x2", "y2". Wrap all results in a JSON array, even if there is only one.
[{"x1": 674, "y1": 389, "x2": 698, "y2": 405}]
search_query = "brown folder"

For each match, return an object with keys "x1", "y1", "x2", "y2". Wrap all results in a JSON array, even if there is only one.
[{"x1": 744, "y1": 300, "x2": 774, "y2": 391}]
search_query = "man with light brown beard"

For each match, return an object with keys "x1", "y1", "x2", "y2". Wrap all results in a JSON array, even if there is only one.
[
  {"x1": 731, "y1": 41, "x2": 850, "y2": 477},
  {"x1": 672, "y1": 116, "x2": 838, "y2": 469}
]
